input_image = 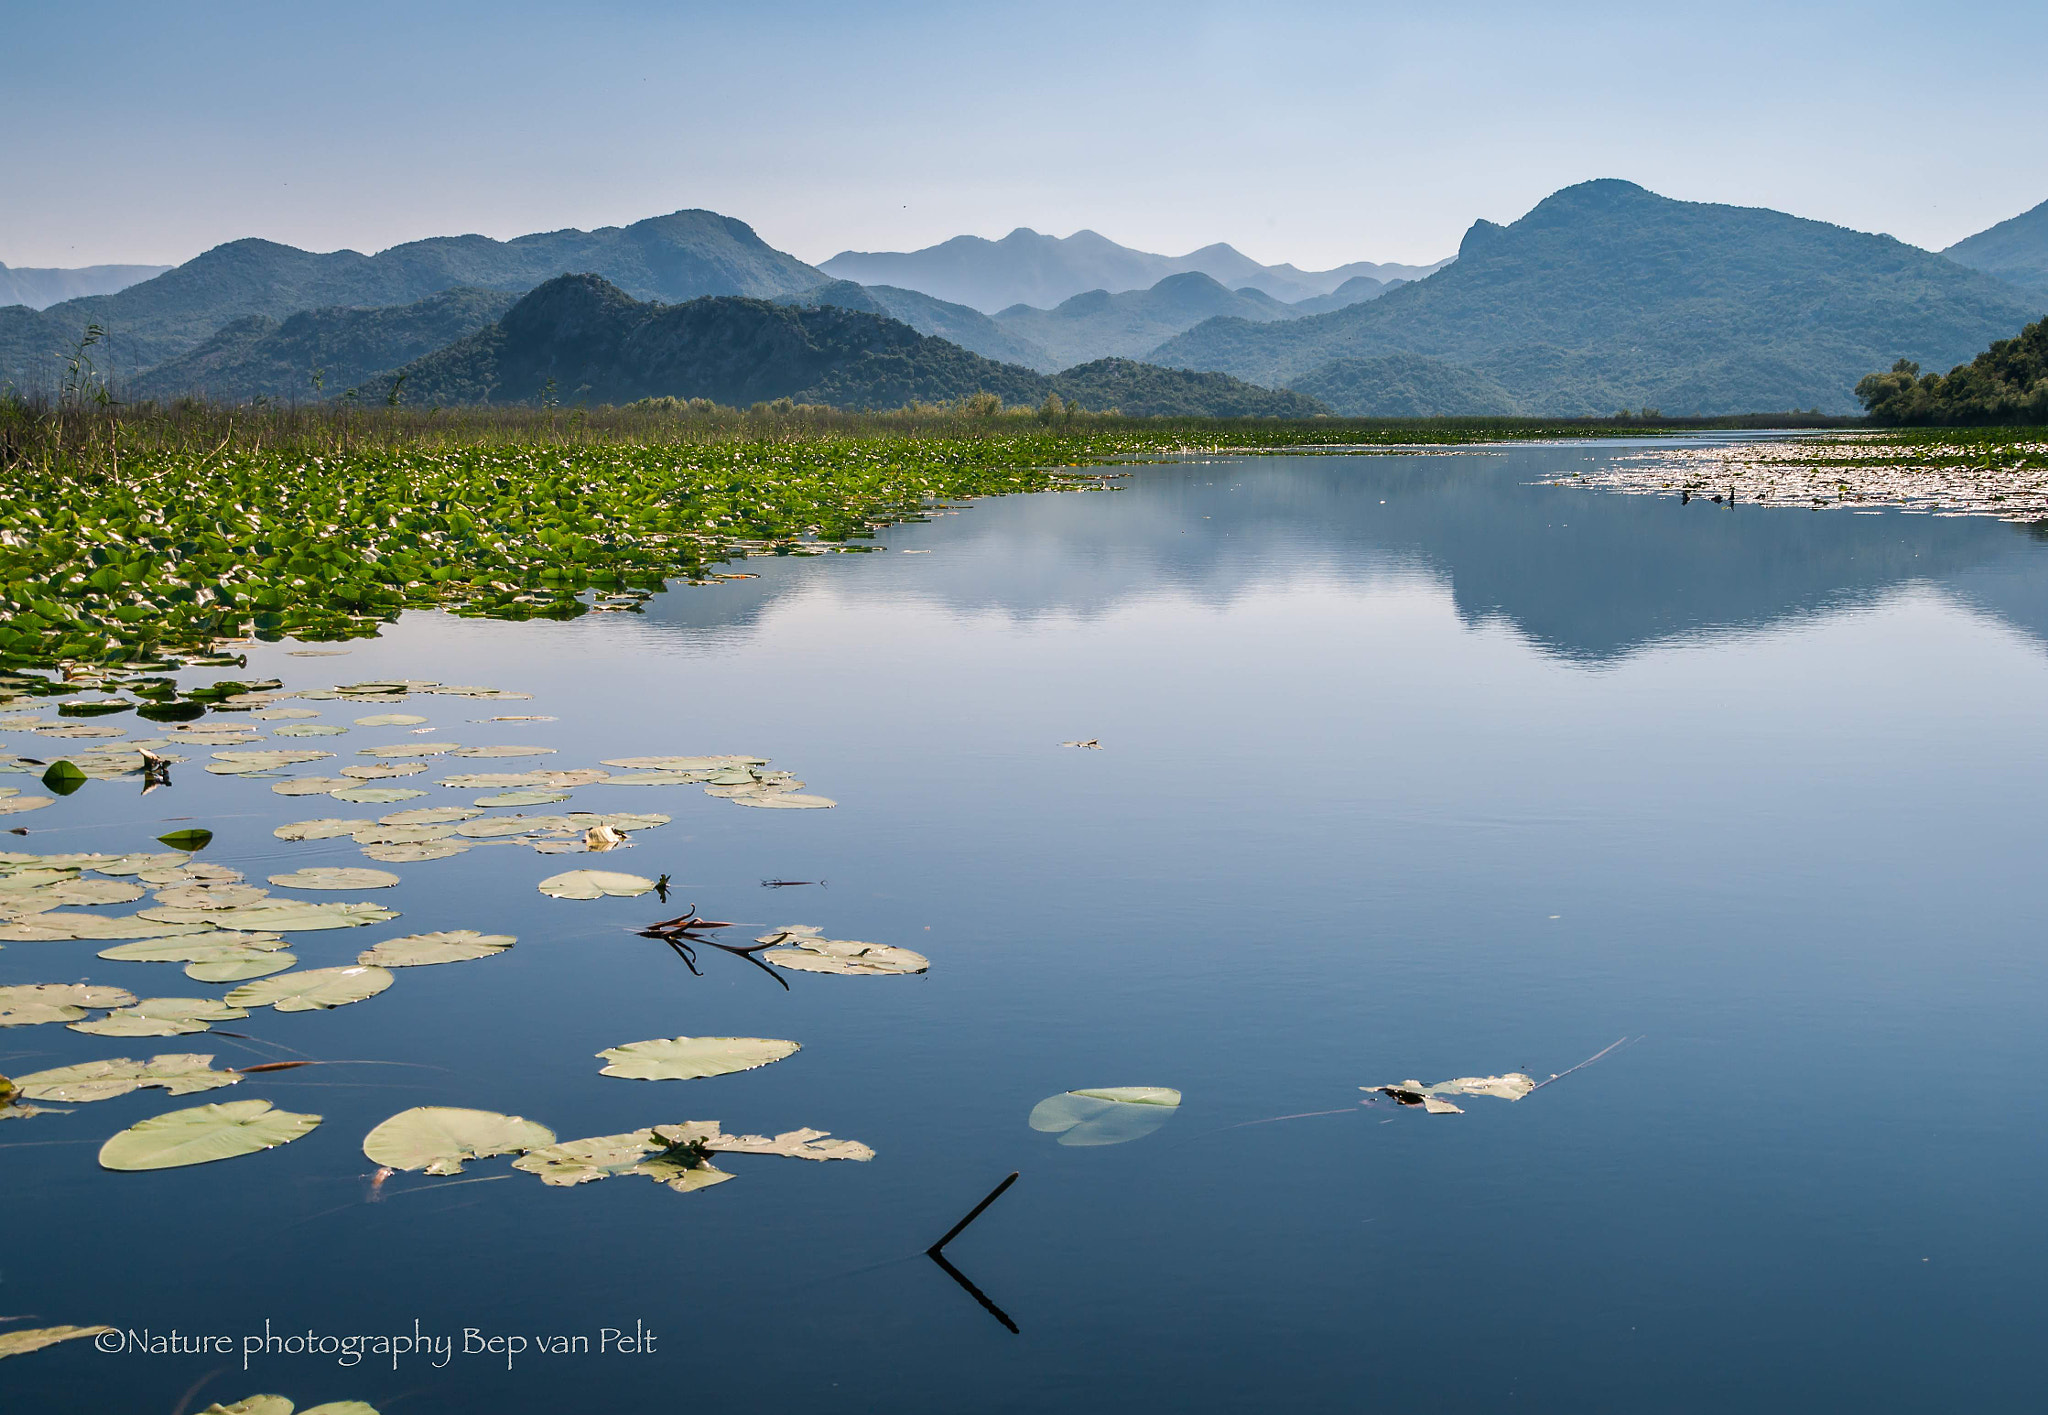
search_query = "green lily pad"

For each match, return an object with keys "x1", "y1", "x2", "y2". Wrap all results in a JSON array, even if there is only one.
[
  {"x1": 204, "y1": 1401, "x2": 296, "y2": 1415},
  {"x1": 14, "y1": 1052, "x2": 242, "y2": 1102},
  {"x1": 356, "y1": 743, "x2": 459, "y2": 758},
  {"x1": 340, "y1": 761, "x2": 430, "y2": 779},
  {"x1": 253, "y1": 708, "x2": 323, "y2": 720},
  {"x1": 271, "y1": 776, "x2": 357, "y2": 796},
  {"x1": 331, "y1": 786, "x2": 427, "y2": 804},
  {"x1": 473, "y1": 789, "x2": 571, "y2": 806},
  {"x1": 0, "y1": 983, "x2": 139, "y2": 1027},
  {"x1": 456, "y1": 815, "x2": 556, "y2": 838},
  {"x1": 0, "y1": 795, "x2": 54, "y2": 816},
  {"x1": 448, "y1": 745, "x2": 554, "y2": 758},
  {"x1": 266, "y1": 867, "x2": 399, "y2": 891},
  {"x1": 356, "y1": 930, "x2": 514, "y2": 967},
  {"x1": 156, "y1": 829, "x2": 215, "y2": 852},
  {"x1": 70, "y1": 996, "x2": 250, "y2": 1036},
  {"x1": 98, "y1": 1098, "x2": 321, "y2": 1171},
  {"x1": 147, "y1": 900, "x2": 397, "y2": 931},
  {"x1": 40, "y1": 760, "x2": 86, "y2": 794},
  {"x1": 274, "y1": 724, "x2": 349, "y2": 737},
  {"x1": 274, "y1": 818, "x2": 377, "y2": 841},
  {"x1": 379, "y1": 806, "x2": 479, "y2": 825},
  {"x1": 226, "y1": 964, "x2": 394, "y2": 1011},
  {"x1": 597, "y1": 1036, "x2": 800, "y2": 1080},
  {"x1": 758, "y1": 928, "x2": 929, "y2": 976},
  {"x1": 350, "y1": 823, "x2": 459, "y2": 845},
  {"x1": 0, "y1": 1325, "x2": 117, "y2": 1359},
  {"x1": 1029, "y1": 1087, "x2": 1182, "y2": 1146},
  {"x1": 207, "y1": 749, "x2": 335, "y2": 774},
  {"x1": 150, "y1": 883, "x2": 270, "y2": 909},
  {"x1": 355, "y1": 713, "x2": 427, "y2": 726},
  {"x1": 0, "y1": 913, "x2": 218, "y2": 942},
  {"x1": 728, "y1": 792, "x2": 837, "y2": 810},
  {"x1": 362, "y1": 1106, "x2": 555, "y2": 1174},
  {"x1": 537, "y1": 869, "x2": 657, "y2": 900},
  {"x1": 704, "y1": 1126, "x2": 876, "y2": 1162},
  {"x1": 601, "y1": 755, "x2": 766, "y2": 770},
  {"x1": 362, "y1": 842, "x2": 470, "y2": 862}
]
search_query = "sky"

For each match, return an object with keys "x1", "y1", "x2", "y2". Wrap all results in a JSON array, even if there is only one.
[{"x1": 5, "y1": 0, "x2": 2045, "y2": 273}]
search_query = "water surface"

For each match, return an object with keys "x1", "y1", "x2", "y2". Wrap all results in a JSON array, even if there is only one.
[{"x1": 9, "y1": 439, "x2": 2048, "y2": 1413}]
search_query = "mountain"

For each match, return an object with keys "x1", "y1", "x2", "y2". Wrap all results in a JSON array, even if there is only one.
[
  {"x1": 363, "y1": 274, "x2": 1325, "y2": 417},
  {"x1": 0, "y1": 261, "x2": 171, "y2": 309},
  {"x1": 1050, "y1": 358, "x2": 1325, "y2": 418},
  {"x1": 0, "y1": 210, "x2": 825, "y2": 392},
  {"x1": 1147, "y1": 179, "x2": 2048, "y2": 415},
  {"x1": 820, "y1": 227, "x2": 1447, "y2": 313},
  {"x1": 1854, "y1": 315, "x2": 2048, "y2": 424},
  {"x1": 1287, "y1": 354, "x2": 1522, "y2": 416},
  {"x1": 773, "y1": 280, "x2": 1055, "y2": 370},
  {"x1": 130, "y1": 287, "x2": 519, "y2": 403},
  {"x1": 1288, "y1": 275, "x2": 1397, "y2": 316},
  {"x1": 991, "y1": 272, "x2": 1302, "y2": 369},
  {"x1": 1944, "y1": 199, "x2": 2048, "y2": 299}
]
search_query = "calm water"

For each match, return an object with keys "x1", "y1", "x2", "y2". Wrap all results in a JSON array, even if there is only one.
[{"x1": 9, "y1": 439, "x2": 2048, "y2": 1413}]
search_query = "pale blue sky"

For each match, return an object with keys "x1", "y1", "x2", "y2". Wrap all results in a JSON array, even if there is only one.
[{"x1": 5, "y1": 0, "x2": 2043, "y2": 271}]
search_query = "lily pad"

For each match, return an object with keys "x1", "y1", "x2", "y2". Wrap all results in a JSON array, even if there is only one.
[
  {"x1": 473, "y1": 789, "x2": 571, "y2": 806},
  {"x1": 253, "y1": 708, "x2": 323, "y2": 720},
  {"x1": 331, "y1": 786, "x2": 426, "y2": 804},
  {"x1": 0, "y1": 1325, "x2": 117, "y2": 1360},
  {"x1": 143, "y1": 900, "x2": 396, "y2": 931},
  {"x1": 266, "y1": 867, "x2": 400, "y2": 891},
  {"x1": 355, "y1": 713, "x2": 427, "y2": 726},
  {"x1": 537, "y1": 869, "x2": 657, "y2": 900},
  {"x1": 274, "y1": 818, "x2": 377, "y2": 841},
  {"x1": 362, "y1": 842, "x2": 469, "y2": 862},
  {"x1": 707, "y1": 1126, "x2": 876, "y2": 1162},
  {"x1": 14, "y1": 1052, "x2": 242, "y2": 1102},
  {"x1": 151, "y1": 883, "x2": 269, "y2": 909},
  {"x1": 41, "y1": 760, "x2": 87, "y2": 793},
  {"x1": 207, "y1": 749, "x2": 335, "y2": 774},
  {"x1": 1364, "y1": 1074, "x2": 1536, "y2": 1114},
  {"x1": 357, "y1": 930, "x2": 514, "y2": 967},
  {"x1": 601, "y1": 755, "x2": 766, "y2": 770},
  {"x1": 271, "y1": 776, "x2": 357, "y2": 796},
  {"x1": 156, "y1": 829, "x2": 215, "y2": 851},
  {"x1": 0, "y1": 913, "x2": 218, "y2": 942},
  {"x1": 362, "y1": 1106, "x2": 555, "y2": 1174},
  {"x1": 0, "y1": 795, "x2": 54, "y2": 816},
  {"x1": 597, "y1": 1036, "x2": 800, "y2": 1080},
  {"x1": 1029, "y1": 1087, "x2": 1182, "y2": 1146},
  {"x1": 456, "y1": 815, "x2": 556, "y2": 839},
  {"x1": 0, "y1": 983, "x2": 139, "y2": 1027},
  {"x1": 339, "y1": 762, "x2": 430, "y2": 779},
  {"x1": 350, "y1": 823, "x2": 459, "y2": 845},
  {"x1": 226, "y1": 965, "x2": 395, "y2": 1012},
  {"x1": 759, "y1": 928, "x2": 929, "y2": 976},
  {"x1": 274, "y1": 724, "x2": 349, "y2": 737},
  {"x1": 379, "y1": 806, "x2": 480, "y2": 825},
  {"x1": 728, "y1": 792, "x2": 837, "y2": 809},
  {"x1": 356, "y1": 743, "x2": 459, "y2": 758},
  {"x1": 98, "y1": 1098, "x2": 321, "y2": 1171},
  {"x1": 71, "y1": 996, "x2": 250, "y2": 1036}
]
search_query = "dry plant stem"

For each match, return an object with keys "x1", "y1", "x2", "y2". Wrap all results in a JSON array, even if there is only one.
[{"x1": 1526, "y1": 1035, "x2": 1639, "y2": 1094}]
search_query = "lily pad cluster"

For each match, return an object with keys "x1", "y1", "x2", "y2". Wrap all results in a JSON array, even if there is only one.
[{"x1": 1364, "y1": 1073, "x2": 1537, "y2": 1114}]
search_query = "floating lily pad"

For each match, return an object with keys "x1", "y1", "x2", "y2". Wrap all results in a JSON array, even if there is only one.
[
  {"x1": 473, "y1": 789, "x2": 571, "y2": 806},
  {"x1": 41, "y1": 760, "x2": 87, "y2": 794},
  {"x1": 362, "y1": 842, "x2": 470, "y2": 862},
  {"x1": 512, "y1": 1128, "x2": 684, "y2": 1187},
  {"x1": 0, "y1": 913, "x2": 218, "y2": 942},
  {"x1": 207, "y1": 750, "x2": 335, "y2": 774},
  {"x1": 150, "y1": 883, "x2": 269, "y2": 909},
  {"x1": 71, "y1": 996, "x2": 249, "y2": 1036},
  {"x1": 271, "y1": 776, "x2": 357, "y2": 796},
  {"x1": 91, "y1": 851, "x2": 193, "y2": 876},
  {"x1": 757, "y1": 927, "x2": 927, "y2": 976},
  {"x1": 379, "y1": 806, "x2": 479, "y2": 826},
  {"x1": 362, "y1": 1106, "x2": 555, "y2": 1174},
  {"x1": 9, "y1": 877, "x2": 147, "y2": 908},
  {"x1": 145, "y1": 901, "x2": 396, "y2": 932},
  {"x1": 0, "y1": 795, "x2": 55, "y2": 816},
  {"x1": 253, "y1": 708, "x2": 323, "y2": 720},
  {"x1": 156, "y1": 829, "x2": 214, "y2": 851},
  {"x1": 0, "y1": 983, "x2": 138, "y2": 1027},
  {"x1": 596, "y1": 1036, "x2": 800, "y2": 1080},
  {"x1": 355, "y1": 743, "x2": 459, "y2": 758},
  {"x1": 273, "y1": 818, "x2": 377, "y2": 841},
  {"x1": 355, "y1": 713, "x2": 427, "y2": 726},
  {"x1": 14, "y1": 1052, "x2": 242, "y2": 1102},
  {"x1": 274, "y1": 724, "x2": 349, "y2": 737},
  {"x1": 331, "y1": 786, "x2": 427, "y2": 804},
  {"x1": 266, "y1": 867, "x2": 400, "y2": 891},
  {"x1": 1363, "y1": 1074, "x2": 1536, "y2": 1114},
  {"x1": 227, "y1": 965, "x2": 394, "y2": 1012},
  {"x1": 1029, "y1": 1087, "x2": 1182, "y2": 1146},
  {"x1": 601, "y1": 755, "x2": 766, "y2": 771},
  {"x1": 457, "y1": 815, "x2": 558, "y2": 839},
  {"x1": 185, "y1": 949, "x2": 299, "y2": 983},
  {"x1": 204, "y1": 1400, "x2": 296, "y2": 1415},
  {"x1": 340, "y1": 762, "x2": 430, "y2": 779},
  {"x1": 707, "y1": 1126, "x2": 876, "y2": 1162},
  {"x1": 351, "y1": 823, "x2": 459, "y2": 846},
  {"x1": 0, "y1": 1325, "x2": 117, "y2": 1360},
  {"x1": 537, "y1": 869, "x2": 657, "y2": 900},
  {"x1": 98, "y1": 1098, "x2": 321, "y2": 1171},
  {"x1": 357, "y1": 930, "x2": 513, "y2": 967},
  {"x1": 729, "y1": 792, "x2": 836, "y2": 810}
]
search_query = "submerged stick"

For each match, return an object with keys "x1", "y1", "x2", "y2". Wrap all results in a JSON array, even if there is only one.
[
  {"x1": 1526, "y1": 1035, "x2": 1639, "y2": 1095},
  {"x1": 927, "y1": 1170, "x2": 1019, "y2": 1255},
  {"x1": 928, "y1": 1249, "x2": 1020, "y2": 1334}
]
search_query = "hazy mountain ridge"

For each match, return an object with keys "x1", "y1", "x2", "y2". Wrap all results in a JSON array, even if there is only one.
[
  {"x1": 1148, "y1": 180, "x2": 2047, "y2": 414},
  {"x1": 0, "y1": 261, "x2": 171, "y2": 309},
  {"x1": 0, "y1": 211, "x2": 825, "y2": 391},
  {"x1": 364, "y1": 274, "x2": 1327, "y2": 416},
  {"x1": 130, "y1": 287, "x2": 521, "y2": 403},
  {"x1": 990, "y1": 272, "x2": 1300, "y2": 369},
  {"x1": 820, "y1": 226, "x2": 1446, "y2": 313},
  {"x1": 1944, "y1": 199, "x2": 2048, "y2": 299},
  {"x1": 773, "y1": 280, "x2": 1055, "y2": 370}
]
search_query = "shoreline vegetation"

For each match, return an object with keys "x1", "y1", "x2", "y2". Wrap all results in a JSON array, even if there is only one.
[{"x1": 0, "y1": 391, "x2": 2030, "y2": 674}]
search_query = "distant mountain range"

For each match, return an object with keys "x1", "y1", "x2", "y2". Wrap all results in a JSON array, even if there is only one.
[
  {"x1": 0, "y1": 210, "x2": 825, "y2": 388},
  {"x1": 1149, "y1": 180, "x2": 2048, "y2": 415},
  {"x1": 1943, "y1": 199, "x2": 2048, "y2": 299},
  {"x1": 0, "y1": 261, "x2": 170, "y2": 309},
  {"x1": 369, "y1": 274, "x2": 1327, "y2": 416},
  {"x1": 990, "y1": 271, "x2": 1383, "y2": 369},
  {"x1": 820, "y1": 227, "x2": 1446, "y2": 313}
]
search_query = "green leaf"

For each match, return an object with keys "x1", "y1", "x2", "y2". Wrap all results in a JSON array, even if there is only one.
[
  {"x1": 225, "y1": 965, "x2": 394, "y2": 1012},
  {"x1": 361, "y1": 1106, "x2": 555, "y2": 1174},
  {"x1": 757, "y1": 928, "x2": 928, "y2": 976},
  {"x1": 98, "y1": 1098, "x2": 321, "y2": 1171},
  {"x1": 40, "y1": 760, "x2": 86, "y2": 795},
  {"x1": 264, "y1": 867, "x2": 399, "y2": 891},
  {"x1": 596, "y1": 1036, "x2": 800, "y2": 1081},
  {"x1": 0, "y1": 1325, "x2": 116, "y2": 1360},
  {"x1": 356, "y1": 930, "x2": 513, "y2": 967},
  {"x1": 537, "y1": 869, "x2": 656, "y2": 900},
  {"x1": 14, "y1": 1052, "x2": 242, "y2": 1102},
  {"x1": 1028, "y1": 1087, "x2": 1182, "y2": 1146},
  {"x1": 156, "y1": 828, "x2": 214, "y2": 851}
]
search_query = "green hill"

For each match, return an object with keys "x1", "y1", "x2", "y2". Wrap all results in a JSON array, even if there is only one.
[
  {"x1": 1288, "y1": 354, "x2": 1522, "y2": 416},
  {"x1": 131, "y1": 287, "x2": 519, "y2": 403},
  {"x1": 774, "y1": 280, "x2": 1055, "y2": 370},
  {"x1": 1855, "y1": 316, "x2": 2048, "y2": 424},
  {"x1": 1944, "y1": 199, "x2": 2048, "y2": 299},
  {"x1": 993, "y1": 272, "x2": 1299, "y2": 369},
  {"x1": 0, "y1": 210, "x2": 824, "y2": 392},
  {"x1": 361, "y1": 275, "x2": 1325, "y2": 416},
  {"x1": 1148, "y1": 179, "x2": 2047, "y2": 414}
]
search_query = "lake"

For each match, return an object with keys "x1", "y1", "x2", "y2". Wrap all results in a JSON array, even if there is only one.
[{"x1": 8, "y1": 437, "x2": 2048, "y2": 1413}]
